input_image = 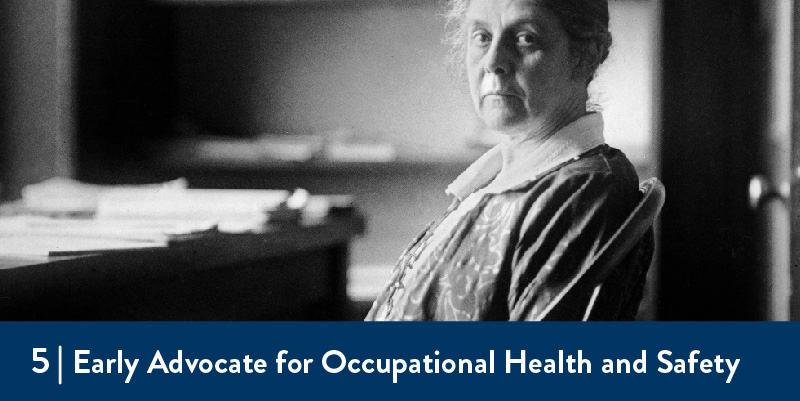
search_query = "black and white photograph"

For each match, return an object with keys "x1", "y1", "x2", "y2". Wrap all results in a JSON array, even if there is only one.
[{"x1": 0, "y1": 0, "x2": 797, "y2": 322}]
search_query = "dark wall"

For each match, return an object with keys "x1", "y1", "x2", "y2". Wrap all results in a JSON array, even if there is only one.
[
  {"x1": 660, "y1": 0, "x2": 764, "y2": 320},
  {"x1": 75, "y1": 0, "x2": 175, "y2": 178}
]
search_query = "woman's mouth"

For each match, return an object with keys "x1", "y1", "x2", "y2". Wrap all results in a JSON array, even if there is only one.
[{"x1": 482, "y1": 91, "x2": 523, "y2": 100}]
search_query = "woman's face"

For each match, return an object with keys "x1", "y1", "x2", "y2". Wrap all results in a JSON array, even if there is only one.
[{"x1": 465, "y1": 0, "x2": 585, "y2": 135}]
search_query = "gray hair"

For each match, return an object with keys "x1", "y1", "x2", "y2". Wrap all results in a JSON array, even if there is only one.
[{"x1": 444, "y1": 0, "x2": 613, "y2": 85}]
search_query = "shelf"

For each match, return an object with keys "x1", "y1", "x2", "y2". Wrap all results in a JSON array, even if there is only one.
[
  {"x1": 140, "y1": 136, "x2": 482, "y2": 174},
  {"x1": 155, "y1": 151, "x2": 480, "y2": 175}
]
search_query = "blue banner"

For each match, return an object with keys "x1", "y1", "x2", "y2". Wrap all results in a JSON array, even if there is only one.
[{"x1": 0, "y1": 322, "x2": 796, "y2": 400}]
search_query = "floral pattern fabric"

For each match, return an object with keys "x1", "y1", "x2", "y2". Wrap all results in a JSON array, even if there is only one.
[{"x1": 366, "y1": 145, "x2": 644, "y2": 321}]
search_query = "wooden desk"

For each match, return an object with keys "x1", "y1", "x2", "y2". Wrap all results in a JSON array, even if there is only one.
[{"x1": 0, "y1": 215, "x2": 364, "y2": 320}]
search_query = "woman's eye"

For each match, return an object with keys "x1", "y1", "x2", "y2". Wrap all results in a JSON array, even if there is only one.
[
  {"x1": 471, "y1": 31, "x2": 491, "y2": 46},
  {"x1": 516, "y1": 33, "x2": 536, "y2": 48}
]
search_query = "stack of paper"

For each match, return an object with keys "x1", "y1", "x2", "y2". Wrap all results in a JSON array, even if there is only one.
[
  {"x1": 0, "y1": 236, "x2": 167, "y2": 257},
  {"x1": 0, "y1": 216, "x2": 216, "y2": 243},
  {"x1": 96, "y1": 189, "x2": 289, "y2": 220},
  {"x1": 0, "y1": 215, "x2": 220, "y2": 257},
  {"x1": 21, "y1": 177, "x2": 188, "y2": 215},
  {"x1": 1, "y1": 178, "x2": 349, "y2": 257}
]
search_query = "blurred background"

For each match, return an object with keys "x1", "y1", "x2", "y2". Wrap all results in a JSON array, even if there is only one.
[{"x1": 0, "y1": 0, "x2": 797, "y2": 320}]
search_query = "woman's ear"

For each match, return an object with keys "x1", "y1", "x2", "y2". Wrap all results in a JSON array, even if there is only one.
[
  {"x1": 570, "y1": 41, "x2": 603, "y2": 85},
  {"x1": 569, "y1": 48, "x2": 592, "y2": 84}
]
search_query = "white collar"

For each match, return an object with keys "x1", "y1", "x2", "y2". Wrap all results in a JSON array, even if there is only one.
[{"x1": 446, "y1": 113, "x2": 606, "y2": 201}]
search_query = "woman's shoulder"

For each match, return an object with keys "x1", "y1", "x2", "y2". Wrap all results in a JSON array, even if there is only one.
[
  {"x1": 558, "y1": 145, "x2": 637, "y2": 180},
  {"x1": 546, "y1": 145, "x2": 639, "y2": 193},
  {"x1": 515, "y1": 145, "x2": 640, "y2": 212}
]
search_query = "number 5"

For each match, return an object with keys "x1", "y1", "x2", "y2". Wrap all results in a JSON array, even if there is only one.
[{"x1": 33, "y1": 348, "x2": 49, "y2": 373}]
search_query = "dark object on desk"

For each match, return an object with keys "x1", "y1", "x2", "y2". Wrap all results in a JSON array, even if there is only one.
[{"x1": 0, "y1": 215, "x2": 364, "y2": 321}]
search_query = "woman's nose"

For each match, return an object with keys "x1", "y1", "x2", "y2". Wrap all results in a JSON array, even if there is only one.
[{"x1": 484, "y1": 40, "x2": 512, "y2": 74}]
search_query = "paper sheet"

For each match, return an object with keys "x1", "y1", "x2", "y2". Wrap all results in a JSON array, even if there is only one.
[{"x1": 0, "y1": 236, "x2": 167, "y2": 257}]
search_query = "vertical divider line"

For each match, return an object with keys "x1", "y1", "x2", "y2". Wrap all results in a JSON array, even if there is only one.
[{"x1": 792, "y1": 0, "x2": 800, "y2": 321}]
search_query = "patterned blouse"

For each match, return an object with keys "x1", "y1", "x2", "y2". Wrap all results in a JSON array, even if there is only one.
[{"x1": 366, "y1": 114, "x2": 646, "y2": 321}]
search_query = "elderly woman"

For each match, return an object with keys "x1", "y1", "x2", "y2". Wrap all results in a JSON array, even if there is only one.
[{"x1": 366, "y1": 0, "x2": 646, "y2": 321}]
